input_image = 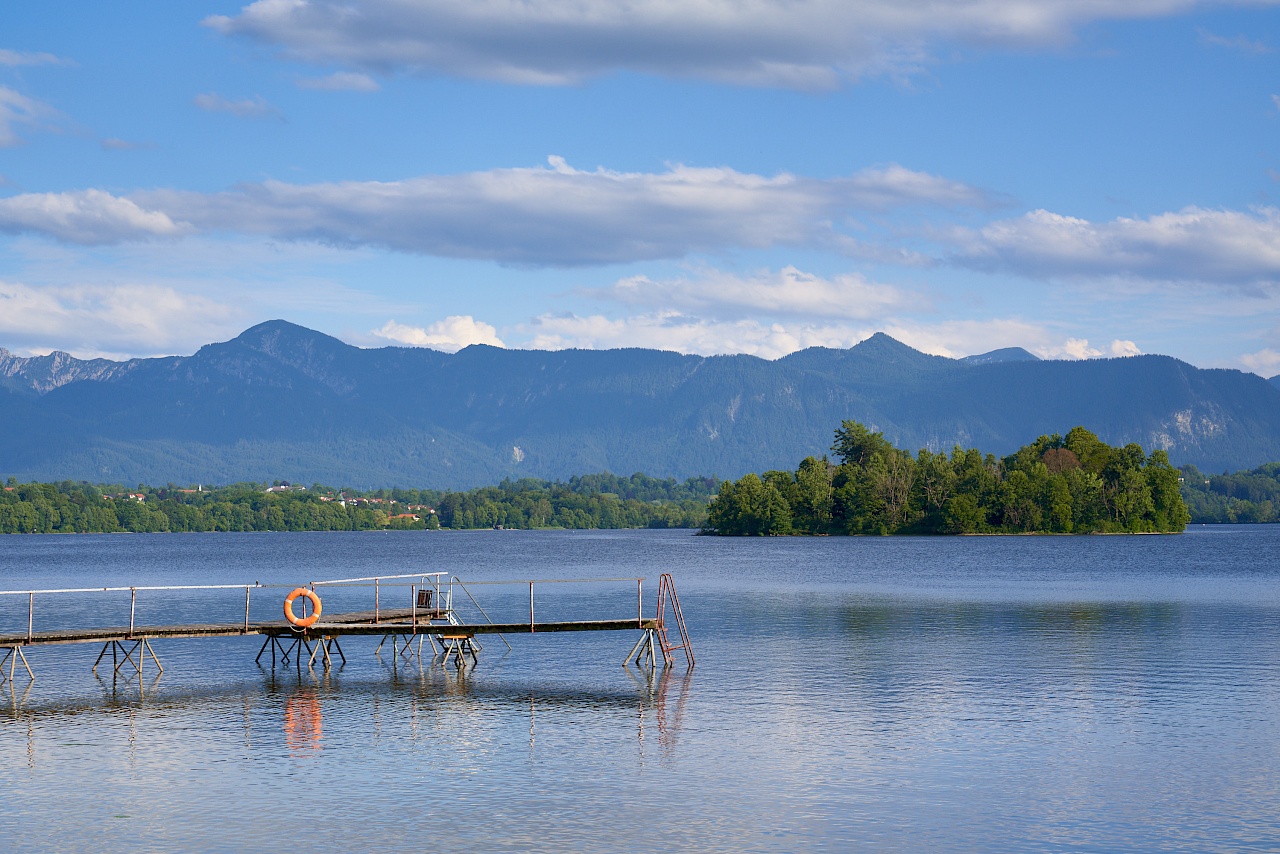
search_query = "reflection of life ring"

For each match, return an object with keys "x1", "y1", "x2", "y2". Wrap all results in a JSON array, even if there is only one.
[
  {"x1": 284, "y1": 689, "x2": 322, "y2": 754},
  {"x1": 284, "y1": 588, "x2": 322, "y2": 628}
]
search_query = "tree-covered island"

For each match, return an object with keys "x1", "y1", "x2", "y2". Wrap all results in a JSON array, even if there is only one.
[{"x1": 705, "y1": 421, "x2": 1190, "y2": 535}]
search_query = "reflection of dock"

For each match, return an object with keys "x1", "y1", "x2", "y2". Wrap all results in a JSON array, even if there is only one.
[{"x1": 0, "y1": 572, "x2": 694, "y2": 682}]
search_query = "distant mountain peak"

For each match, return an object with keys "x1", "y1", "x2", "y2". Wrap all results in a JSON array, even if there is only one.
[
  {"x1": 856, "y1": 332, "x2": 913, "y2": 351},
  {"x1": 962, "y1": 347, "x2": 1041, "y2": 366},
  {"x1": 233, "y1": 319, "x2": 348, "y2": 350}
]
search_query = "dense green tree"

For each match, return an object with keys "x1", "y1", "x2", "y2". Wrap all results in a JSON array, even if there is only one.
[{"x1": 706, "y1": 422, "x2": 1191, "y2": 536}]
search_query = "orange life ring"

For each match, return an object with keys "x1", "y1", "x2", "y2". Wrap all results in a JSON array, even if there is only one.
[{"x1": 284, "y1": 588, "x2": 322, "y2": 628}]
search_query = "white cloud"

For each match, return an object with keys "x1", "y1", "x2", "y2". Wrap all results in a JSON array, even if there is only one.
[
  {"x1": 519, "y1": 311, "x2": 1101, "y2": 360},
  {"x1": 0, "y1": 86, "x2": 58, "y2": 147},
  {"x1": 193, "y1": 92, "x2": 280, "y2": 118},
  {"x1": 1038, "y1": 337, "x2": 1143, "y2": 360},
  {"x1": 125, "y1": 158, "x2": 986, "y2": 264},
  {"x1": 0, "y1": 49, "x2": 66, "y2": 67},
  {"x1": 521, "y1": 310, "x2": 880, "y2": 357},
  {"x1": 955, "y1": 206, "x2": 1280, "y2": 286},
  {"x1": 1241, "y1": 348, "x2": 1280, "y2": 377},
  {"x1": 296, "y1": 71, "x2": 380, "y2": 91},
  {"x1": 600, "y1": 265, "x2": 911, "y2": 320},
  {"x1": 0, "y1": 190, "x2": 189, "y2": 244},
  {"x1": 875, "y1": 318, "x2": 1053, "y2": 358},
  {"x1": 1110, "y1": 339, "x2": 1141, "y2": 357},
  {"x1": 0, "y1": 160, "x2": 986, "y2": 263},
  {"x1": 204, "y1": 0, "x2": 1263, "y2": 88},
  {"x1": 0, "y1": 280, "x2": 242, "y2": 358},
  {"x1": 372, "y1": 316, "x2": 504, "y2": 351}
]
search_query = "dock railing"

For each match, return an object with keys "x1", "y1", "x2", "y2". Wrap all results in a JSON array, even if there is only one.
[
  {"x1": 0, "y1": 573, "x2": 680, "y2": 680},
  {"x1": 0, "y1": 582, "x2": 278, "y2": 643}
]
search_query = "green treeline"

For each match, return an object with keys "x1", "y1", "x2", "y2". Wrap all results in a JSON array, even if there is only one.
[
  {"x1": 0, "y1": 473, "x2": 715, "y2": 534},
  {"x1": 1178, "y1": 462, "x2": 1280, "y2": 523},
  {"x1": 432, "y1": 474, "x2": 713, "y2": 530},
  {"x1": 705, "y1": 421, "x2": 1190, "y2": 536}
]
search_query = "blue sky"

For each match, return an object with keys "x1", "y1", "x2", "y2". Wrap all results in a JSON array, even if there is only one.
[{"x1": 1, "y1": 1, "x2": 1278, "y2": 374}]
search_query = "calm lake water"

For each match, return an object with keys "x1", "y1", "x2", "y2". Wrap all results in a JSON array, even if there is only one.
[{"x1": 2, "y1": 526, "x2": 1279, "y2": 852}]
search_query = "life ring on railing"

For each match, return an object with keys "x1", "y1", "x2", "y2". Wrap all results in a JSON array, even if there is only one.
[{"x1": 284, "y1": 588, "x2": 322, "y2": 628}]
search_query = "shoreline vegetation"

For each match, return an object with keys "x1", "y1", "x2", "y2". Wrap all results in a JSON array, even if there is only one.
[
  {"x1": 0, "y1": 473, "x2": 714, "y2": 534},
  {"x1": 1, "y1": 422, "x2": 1276, "y2": 535},
  {"x1": 704, "y1": 422, "x2": 1190, "y2": 536}
]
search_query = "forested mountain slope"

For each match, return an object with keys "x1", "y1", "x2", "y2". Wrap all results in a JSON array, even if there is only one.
[{"x1": 1, "y1": 321, "x2": 1277, "y2": 488}]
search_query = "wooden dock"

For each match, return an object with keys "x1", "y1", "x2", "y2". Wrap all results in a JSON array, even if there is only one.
[
  {"x1": 0, "y1": 610, "x2": 659, "y2": 648},
  {"x1": 0, "y1": 572, "x2": 694, "y2": 680}
]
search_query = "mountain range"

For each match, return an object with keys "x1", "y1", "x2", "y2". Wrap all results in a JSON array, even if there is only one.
[{"x1": 2, "y1": 320, "x2": 1278, "y2": 488}]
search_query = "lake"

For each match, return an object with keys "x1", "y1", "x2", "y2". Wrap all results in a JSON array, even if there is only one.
[{"x1": 2, "y1": 526, "x2": 1279, "y2": 851}]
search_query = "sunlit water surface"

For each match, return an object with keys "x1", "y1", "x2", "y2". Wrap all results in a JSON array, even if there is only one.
[{"x1": 2, "y1": 527, "x2": 1279, "y2": 851}]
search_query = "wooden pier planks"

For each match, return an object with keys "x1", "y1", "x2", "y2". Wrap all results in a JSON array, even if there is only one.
[{"x1": 0, "y1": 609, "x2": 658, "y2": 647}]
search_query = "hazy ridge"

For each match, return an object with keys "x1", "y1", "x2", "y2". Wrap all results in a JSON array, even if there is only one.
[{"x1": 2, "y1": 320, "x2": 1278, "y2": 488}]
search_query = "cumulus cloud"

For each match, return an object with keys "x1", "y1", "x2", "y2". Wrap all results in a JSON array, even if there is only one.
[
  {"x1": 0, "y1": 189, "x2": 189, "y2": 244},
  {"x1": 296, "y1": 71, "x2": 380, "y2": 91},
  {"x1": 204, "y1": 0, "x2": 1257, "y2": 88},
  {"x1": 1, "y1": 158, "x2": 983, "y2": 264},
  {"x1": 860, "y1": 320, "x2": 1142, "y2": 361},
  {"x1": 522, "y1": 311, "x2": 871, "y2": 358},
  {"x1": 1045, "y1": 337, "x2": 1143, "y2": 360},
  {"x1": 954, "y1": 207, "x2": 1280, "y2": 286},
  {"x1": 0, "y1": 86, "x2": 58, "y2": 147},
  {"x1": 600, "y1": 265, "x2": 911, "y2": 320},
  {"x1": 193, "y1": 92, "x2": 280, "y2": 118},
  {"x1": 372, "y1": 316, "x2": 505, "y2": 350},
  {"x1": 1241, "y1": 348, "x2": 1280, "y2": 377},
  {"x1": 873, "y1": 318, "x2": 1054, "y2": 359},
  {"x1": 519, "y1": 311, "x2": 1099, "y2": 360},
  {"x1": 0, "y1": 280, "x2": 242, "y2": 358}
]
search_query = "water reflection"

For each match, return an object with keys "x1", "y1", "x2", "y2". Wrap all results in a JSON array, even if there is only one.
[
  {"x1": 93, "y1": 668, "x2": 164, "y2": 706},
  {"x1": 283, "y1": 688, "x2": 323, "y2": 756},
  {"x1": 621, "y1": 664, "x2": 694, "y2": 765}
]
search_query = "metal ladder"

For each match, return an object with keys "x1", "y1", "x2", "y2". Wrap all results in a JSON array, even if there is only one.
[{"x1": 655, "y1": 573, "x2": 694, "y2": 667}]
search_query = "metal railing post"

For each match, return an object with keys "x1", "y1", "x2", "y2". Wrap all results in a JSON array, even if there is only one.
[
  {"x1": 637, "y1": 579, "x2": 642, "y2": 628},
  {"x1": 129, "y1": 588, "x2": 136, "y2": 637},
  {"x1": 27, "y1": 593, "x2": 33, "y2": 643},
  {"x1": 243, "y1": 585, "x2": 251, "y2": 633},
  {"x1": 374, "y1": 577, "x2": 380, "y2": 624},
  {"x1": 529, "y1": 581, "x2": 535, "y2": 633}
]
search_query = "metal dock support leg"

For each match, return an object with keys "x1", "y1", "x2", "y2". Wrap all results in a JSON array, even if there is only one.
[
  {"x1": 0, "y1": 646, "x2": 34, "y2": 682},
  {"x1": 624, "y1": 631, "x2": 650, "y2": 667},
  {"x1": 308, "y1": 636, "x2": 345, "y2": 669},
  {"x1": 92, "y1": 640, "x2": 163, "y2": 675},
  {"x1": 141, "y1": 640, "x2": 163, "y2": 673}
]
